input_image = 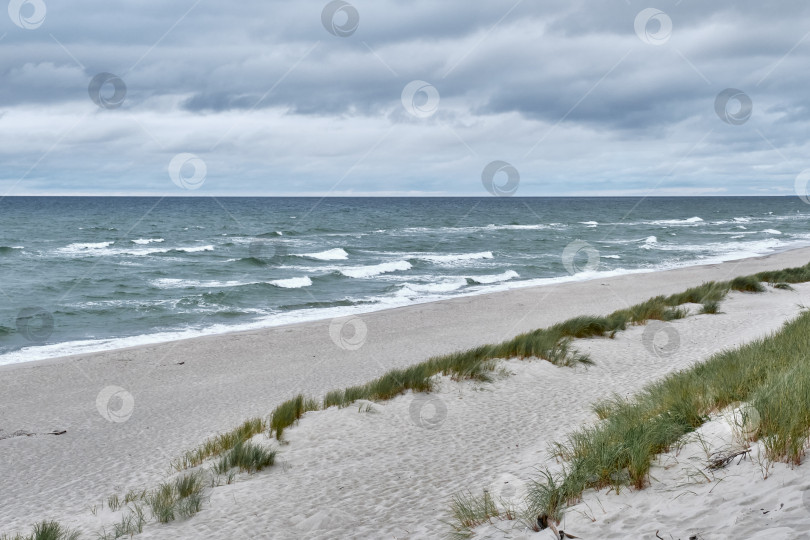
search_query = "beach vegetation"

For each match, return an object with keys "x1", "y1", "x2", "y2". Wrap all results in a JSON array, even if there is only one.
[
  {"x1": 147, "y1": 471, "x2": 206, "y2": 523},
  {"x1": 527, "y1": 310, "x2": 810, "y2": 522},
  {"x1": 0, "y1": 521, "x2": 80, "y2": 540},
  {"x1": 213, "y1": 441, "x2": 276, "y2": 474}
]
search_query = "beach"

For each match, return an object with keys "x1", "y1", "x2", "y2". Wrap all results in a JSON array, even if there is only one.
[{"x1": 4, "y1": 247, "x2": 810, "y2": 538}]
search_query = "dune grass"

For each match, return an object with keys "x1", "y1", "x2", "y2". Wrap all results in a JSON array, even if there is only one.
[
  {"x1": 528, "y1": 310, "x2": 810, "y2": 522},
  {"x1": 249, "y1": 268, "x2": 808, "y2": 444},
  {"x1": 147, "y1": 471, "x2": 206, "y2": 524},
  {"x1": 213, "y1": 441, "x2": 276, "y2": 474},
  {"x1": 448, "y1": 490, "x2": 503, "y2": 534},
  {"x1": 0, "y1": 522, "x2": 80, "y2": 540},
  {"x1": 173, "y1": 417, "x2": 267, "y2": 471}
]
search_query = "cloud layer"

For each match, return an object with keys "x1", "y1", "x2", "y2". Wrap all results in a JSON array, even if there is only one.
[{"x1": 1, "y1": 0, "x2": 808, "y2": 196}]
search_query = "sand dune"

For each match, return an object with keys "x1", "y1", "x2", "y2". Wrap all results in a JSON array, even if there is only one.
[{"x1": 3, "y1": 248, "x2": 810, "y2": 538}]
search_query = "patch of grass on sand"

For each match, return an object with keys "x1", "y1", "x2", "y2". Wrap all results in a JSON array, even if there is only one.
[
  {"x1": 0, "y1": 522, "x2": 80, "y2": 540},
  {"x1": 147, "y1": 471, "x2": 206, "y2": 523},
  {"x1": 213, "y1": 441, "x2": 276, "y2": 474},
  {"x1": 729, "y1": 275, "x2": 766, "y2": 293},
  {"x1": 700, "y1": 300, "x2": 721, "y2": 314},
  {"x1": 173, "y1": 417, "x2": 267, "y2": 470},
  {"x1": 528, "y1": 310, "x2": 810, "y2": 522},
  {"x1": 269, "y1": 394, "x2": 319, "y2": 440},
  {"x1": 447, "y1": 490, "x2": 502, "y2": 538}
]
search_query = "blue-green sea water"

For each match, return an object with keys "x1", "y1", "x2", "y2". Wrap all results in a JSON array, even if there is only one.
[{"x1": 2, "y1": 196, "x2": 809, "y2": 364}]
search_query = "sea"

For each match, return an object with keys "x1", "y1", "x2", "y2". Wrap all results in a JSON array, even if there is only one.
[{"x1": 1, "y1": 196, "x2": 809, "y2": 365}]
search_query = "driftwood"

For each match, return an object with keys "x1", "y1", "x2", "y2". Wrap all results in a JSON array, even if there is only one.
[{"x1": 707, "y1": 448, "x2": 751, "y2": 470}]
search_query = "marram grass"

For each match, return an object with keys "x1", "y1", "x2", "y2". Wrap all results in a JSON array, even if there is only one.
[{"x1": 528, "y1": 309, "x2": 810, "y2": 522}]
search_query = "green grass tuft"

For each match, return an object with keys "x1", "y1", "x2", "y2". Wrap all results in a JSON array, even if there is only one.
[
  {"x1": 214, "y1": 441, "x2": 276, "y2": 474},
  {"x1": 700, "y1": 300, "x2": 720, "y2": 314},
  {"x1": 269, "y1": 394, "x2": 320, "y2": 440},
  {"x1": 0, "y1": 522, "x2": 80, "y2": 540},
  {"x1": 174, "y1": 416, "x2": 267, "y2": 470},
  {"x1": 729, "y1": 275, "x2": 766, "y2": 293},
  {"x1": 147, "y1": 471, "x2": 206, "y2": 523}
]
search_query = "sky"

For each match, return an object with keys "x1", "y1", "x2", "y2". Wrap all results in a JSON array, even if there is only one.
[{"x1": 1, "y1": 0, "x2": 809, "y2": 196}]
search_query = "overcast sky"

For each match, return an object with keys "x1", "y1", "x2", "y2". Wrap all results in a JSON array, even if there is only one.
[{"x1": 1, "y1": 0, "x2": 808, "y2": 196}]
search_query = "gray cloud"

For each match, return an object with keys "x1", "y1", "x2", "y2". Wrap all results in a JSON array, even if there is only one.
[{"x1": 0, "y1": 0, "x2": 808, "y2": 195}]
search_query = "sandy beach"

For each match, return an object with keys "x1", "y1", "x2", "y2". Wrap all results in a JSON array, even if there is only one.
[{"x1": 4, "y1": 247, "x2": 810, "y2": 538}]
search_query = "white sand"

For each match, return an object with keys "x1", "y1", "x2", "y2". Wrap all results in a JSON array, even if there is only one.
[{"x1": 3, "y1": 248, "x2": 810, "y2": 538}]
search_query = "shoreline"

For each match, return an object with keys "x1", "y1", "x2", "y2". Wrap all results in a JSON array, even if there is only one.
[
  {"x1": 3, "y1": 246, "x2": 810, "y2": 536},
  {"x1": 5, "y1": 243, "x2": 810, "y2": 371}
]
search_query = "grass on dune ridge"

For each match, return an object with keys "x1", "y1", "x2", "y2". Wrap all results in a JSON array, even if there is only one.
[
  {"x1": 523, "y1": 309, "x2": 810, "y2": 525},
  {"x1": 180, "y1": 265, "x2": 809, "y2": 461}
]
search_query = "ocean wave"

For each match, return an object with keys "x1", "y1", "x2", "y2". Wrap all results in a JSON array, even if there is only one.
[
  {"x1": 579, "y1": 221, "x2": 598, "y2": 226},
  {"x1": 297, "y1": 248, "x2": 348, "y2": 261},
  {"x1": 57, "y1": 241, "x2": 114, "y2": 253},
  {"x1": 0, "y1": 246, "x2": 23, "y2": 254},
  {"x1": 340, "y1": 260, "x2": 412, "y2": 278},
  {"x1": 602, "y1": 255, "x2": 621, "y2": 259},
  {"x1": 640, "y1": 236, "x2": 658, "y2": 248},
  {"x1": 152, "y1": 278, "x2": 252, "y2": 289},
  {"x1": 763, "y1": 229, "x2": 782, "y2": 235},
  {"x1": 396, "y1": 278, "x2": 468, "y2": 296},
  {"x1": 649, "y1": 216, "x2": 703, "y2": 225},
  {"x1": 270, "y1": 276, "x2": 312, "y2": 288},
  {"x1": 415, "y1": 251, "x2": 494, "y2": 263},
  {"x1": 397, "y1": 224, "x2": 557, "y2": 235},
  {"x1": 466, "y1": 270, "x2": 519, "y2": 284},
  {"x1": 132, "y1": 238, "x2": 164, "y2": 244}
]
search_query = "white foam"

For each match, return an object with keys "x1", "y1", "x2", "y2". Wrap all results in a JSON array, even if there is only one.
[
  {"x1": 640, "y1": 236, "x2": 658, "y2": 249},
  {"x1": 580, "y1": 221, "x2": 598, "y2": 226},
  {"x1": 175, "y1": 245, "x2": 214, "y2": 253},
  {"x1": 57, "y1": 241, "x2": 114, "y2": 253},
  {"x1": 271, "y1": 276, "x2": 313, "y2": 289},
  {"x1": 396, "y1": 278, "x2": 468, "y2": 296},
  {"x1": 603, "y1": 255, "x2": 621, "y2": 259},
  {"x1": 417, "y1": 251, "x2": 494, "y2": 263},
  {"x1": 763, "y1": 229, "x2": 782, "y2": 235},
  {"x1": 649, "y1": 216, "x2": 704, "y2": 225},
  {"x1": 152, "y1": 278, "x2": 251, "y2": 289},
  {"x1": 340, "y1": 260, "x2": 412, "y2": 278},
  {"x1": 467, "y1": 270, "x2": 519, "y2": 284},
  {"x1": 298, "y1": 248, "x2": 348, "y2": 261},
  {"x1": 132, "y1": 238, "x2": 164, "y2": 245}
]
